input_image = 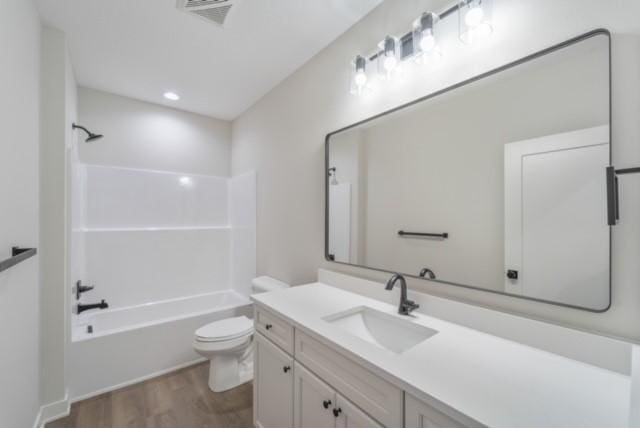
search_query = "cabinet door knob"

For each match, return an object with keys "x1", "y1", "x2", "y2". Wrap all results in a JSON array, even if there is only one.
[
  {"x1": 333, "y1": 407, "x2": 342, "y2": 418},
  {"x1": 322, "y1": 400, "x2": 332, "y2": 409},
  {"x1": 265, "y1": 323, "x2": 273, "y2": 330},
  {"x1": 283, "y1": 365, "x2": 291, "y2": 373}
]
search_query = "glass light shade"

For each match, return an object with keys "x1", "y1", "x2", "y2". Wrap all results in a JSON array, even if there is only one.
[
  {"x1": 458, "y1": 0, "x2": 493, "y2": 44},
  {"x1": 377, "y1": 36, "x2": 400, "y2": 80},
  {"x1": 412, "y1": 12, "x2": 442, "y2": 67},
  {"x1": 349, "y1": 55, "x2": 371, "y2": 96}
]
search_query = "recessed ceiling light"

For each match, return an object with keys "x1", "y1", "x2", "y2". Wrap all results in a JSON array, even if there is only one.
[{"x1": 163, "y1": 91, "x2": 180, "y2": 101}]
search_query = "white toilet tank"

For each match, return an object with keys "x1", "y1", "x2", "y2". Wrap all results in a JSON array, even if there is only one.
[{"x1": 251, "y1": 276, "x2": 290, "y2": 294}]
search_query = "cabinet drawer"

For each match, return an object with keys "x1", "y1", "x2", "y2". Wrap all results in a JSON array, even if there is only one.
[
  {"x1": 295, "y1": 330, "x2": 403, "y2": 428},
  {"x1": 255, "y1": 306, "x2": 294, "y2": 354}
]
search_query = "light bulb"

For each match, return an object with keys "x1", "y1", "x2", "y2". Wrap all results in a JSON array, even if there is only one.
[
  {"x1": 354, "y1": 70, "x2": 367, "y2": 87},
  {"x1": 465, "y1": 6, "x2": 485, "y2": 28},
  {"x1": 383, "y1": 55, "x2": 397, "y2": 72},
  {"x1": 420, "y1": 32, "x2": 436, "y2": 52}
]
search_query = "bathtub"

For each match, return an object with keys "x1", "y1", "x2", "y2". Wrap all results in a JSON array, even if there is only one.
[{"x1": 69, "y1": 290, "x2": 252, "y2": 400}]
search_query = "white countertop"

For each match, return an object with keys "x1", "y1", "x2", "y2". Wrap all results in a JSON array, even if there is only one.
[{"x1": 252, "y1": 283, "x2": 630, "y2": 428}]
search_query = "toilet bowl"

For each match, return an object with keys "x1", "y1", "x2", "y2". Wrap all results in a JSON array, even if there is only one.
[{"x1": 193, "y1": 276, "x2": 289, "y2": 392}]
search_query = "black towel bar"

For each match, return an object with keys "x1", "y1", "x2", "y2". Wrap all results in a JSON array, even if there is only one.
[
  {"x1": 0, "y1": 247, "x2": 37, "y2": 274},
  {"x1": 398, "y1": 231, "x2": 449, "y2": 239},
  {"x1": 607, "y1": 165, "x2": 640, "y2": 225}
]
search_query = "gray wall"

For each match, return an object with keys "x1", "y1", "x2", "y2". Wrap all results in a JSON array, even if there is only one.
[
  {"x1": 231, "y1": 0, "x2": 640, "y2": 341},
  {"x1": 40, "y1": 25, "x2": 78, "y2": 411},
  {"x1": 0, "y1": 1, "x2": 42, "y2": 427},
  {"x1": 78, "y1": 87, "x2": 231, "y2": 176}
]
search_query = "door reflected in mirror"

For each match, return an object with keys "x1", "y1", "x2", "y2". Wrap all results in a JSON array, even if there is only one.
[{"x1": 326, "y1": 31, "x2": 610, "y2": 311}]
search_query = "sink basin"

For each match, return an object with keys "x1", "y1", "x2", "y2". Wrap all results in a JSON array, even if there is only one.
[{"x1": 323, "y1": 306, "x2": 437, "y2": 354}]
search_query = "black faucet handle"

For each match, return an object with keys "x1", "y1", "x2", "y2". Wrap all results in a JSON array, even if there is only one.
[
  {"x1": 100, "y1": 299, "x2": 109, "y2": 308},
  {"x1": 75, "y1": 280, "x2": 95, "y2": 300}
]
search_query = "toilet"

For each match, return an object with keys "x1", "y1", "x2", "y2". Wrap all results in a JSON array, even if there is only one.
[{"x1": 193, "y1": 276, "x2": 289, "y2": 392}]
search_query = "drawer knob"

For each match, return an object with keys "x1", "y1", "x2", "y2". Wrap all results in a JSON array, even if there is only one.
[
  {"x1": 283, "y1": 365, "x2": 291, "y2": 373},
  {"x1": 322, "y1": 400, "x2": 332, "y2": 409},
  {"x1": 265, "y1": 323, "x2": 273, "y2": 330},
  {"x1": 333, "y1": 407, "x2": 342, "y2": 418}
]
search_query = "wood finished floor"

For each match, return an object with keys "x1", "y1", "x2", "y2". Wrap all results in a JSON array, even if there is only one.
[{"x1": 46, "y1": 362, "x2": 253, "y2": 428}]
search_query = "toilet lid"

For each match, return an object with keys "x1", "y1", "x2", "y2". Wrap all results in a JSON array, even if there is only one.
[{"x1": 195, "y1": 316, "x2": 253, "y2": 342}]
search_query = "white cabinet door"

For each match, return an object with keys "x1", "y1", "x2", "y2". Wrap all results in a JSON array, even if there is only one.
[
  {"x1": 405, "y1": 394, "x2": 478, "y2": 428},
  {"x1": 254, "y1": 333, "x2": 294, "y2": 428},
  {"x1": 294, "y1": 362, "x2": 336, "y2": 428},
  {"x1": 335, "y1": 393, "x2": 383, "y2": 428}
]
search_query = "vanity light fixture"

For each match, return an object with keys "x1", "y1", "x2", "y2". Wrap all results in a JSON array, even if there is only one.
[
  {"x1": 413, "y1": 12, "x2": 443, "y2": 65},
  {"x1": 350, "y1": 55, "x2": 369, "y2": 96},
  {"x1": 163, "y1": 91, "x2": 180, "y2": 101},
  {"x1": 348, "y1": 0, "x2": 495, "y2": 94},
  {"x1": 458, "y1": 0, "x2": 493, "y2": 44}
]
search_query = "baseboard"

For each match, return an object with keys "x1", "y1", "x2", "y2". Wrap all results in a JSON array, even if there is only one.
[
  {"x1": 70, "y1": 357, "x2": 206, "y2": 403},
  {"x1": 33, "y1": 391, "x2": 70, "y2": 428}
]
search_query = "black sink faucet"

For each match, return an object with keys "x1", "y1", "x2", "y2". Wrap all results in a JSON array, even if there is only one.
[
  {"x1": 76, "y1": 299, "x2": 108, "y2": 314},
  {"x1": 419, "y1": 268, "x2": 436, "y2": 280},
  {"x1": 385, "y1": 274, "x2": 419, "y2": 315}
]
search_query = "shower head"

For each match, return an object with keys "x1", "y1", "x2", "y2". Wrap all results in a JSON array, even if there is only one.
[
  {"x1": 72, "y1": 123, "x2": 103, "y2": 143},
  {"x1": 328, "y1": 167, "x2": 339, "y2": 185}
]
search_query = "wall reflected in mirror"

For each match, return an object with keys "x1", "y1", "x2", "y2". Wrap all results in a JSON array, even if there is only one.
[{"x1": 326, "y1": 31, "x2": 610, "y2": 311}]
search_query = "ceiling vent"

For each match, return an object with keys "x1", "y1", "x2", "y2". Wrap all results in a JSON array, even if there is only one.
[{"x1": 176, "y1": 0, "x2": 241, "y2": 28}]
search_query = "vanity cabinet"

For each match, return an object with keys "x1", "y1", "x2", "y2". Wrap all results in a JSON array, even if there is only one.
[
  {"x1": 254, "y1": 306, "x2": 466, "y2": 428},
  {"x1": 254, "y1": 333, "x2": 294, "y2": 428},
  {"x1": 294, "y1": 362, "x2": 382, "y2": 428}
]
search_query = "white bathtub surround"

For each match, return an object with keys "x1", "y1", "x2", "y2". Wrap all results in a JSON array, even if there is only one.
[
  {"x1": 252, "y1": 276, "x2": 634, "y2": 427},
  {"x1": 83, "y1": 227, "x2": 231, "y2": 308},
  {"x1": 229, "y1": 171, "x2": 257, "y2": 297},
  {"x1": 72, "y1": 164, "x2": 256, "y2": 309},
  {"x1": 70, "y1": 290, "x2": 251, "y2": 399},
  {"x1": 82, "y1": 165, "x2": 229, "y2": 229}
]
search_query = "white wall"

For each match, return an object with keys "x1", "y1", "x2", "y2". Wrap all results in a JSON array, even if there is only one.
[
  {"x1": 77, "y1": 87, "x2": 231, "y2": 176},
  {"x1": 40, "y1": 25, "x2": 77, "y2": 413},
  {"x1": 232, "y1": 0, "x2": 640, "y2": 341},
  {"x1": 0, "y1": 1, "x2": 42, "y2": 427}
]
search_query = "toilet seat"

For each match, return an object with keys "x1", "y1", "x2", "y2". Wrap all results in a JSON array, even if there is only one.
[{"x1": 195, "y1": 316, "x2": 253, "y2": 343}]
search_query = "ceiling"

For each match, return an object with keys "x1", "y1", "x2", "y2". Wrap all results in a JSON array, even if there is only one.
[{"x1": 37, "y1": 0, "x2": 383, "y2": 120}]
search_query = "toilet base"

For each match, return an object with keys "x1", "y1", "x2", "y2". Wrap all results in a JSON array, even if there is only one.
[{"x1": 207, "y1": 347, "x2": 254, "y2": 392}]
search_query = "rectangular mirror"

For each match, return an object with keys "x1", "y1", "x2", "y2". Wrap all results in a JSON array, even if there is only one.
[{"x1": 325, "y1": 30, "x2": 611, "y2": 311}]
